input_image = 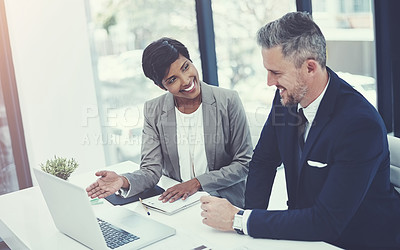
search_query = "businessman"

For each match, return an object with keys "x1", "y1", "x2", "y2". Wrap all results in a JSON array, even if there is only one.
[{"x1": 200, "y1": 12, "x2": 400, "y2": 249}]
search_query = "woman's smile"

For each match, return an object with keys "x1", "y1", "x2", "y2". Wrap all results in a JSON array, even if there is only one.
[{"x1": 181, "y1": 78, "x2": 196, "y2": 93}]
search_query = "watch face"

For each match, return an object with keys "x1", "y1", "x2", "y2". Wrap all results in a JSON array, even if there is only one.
[
  {"x1": 233, "y1": 217, "x2": 241, "y2": 228},
  {"x1": 233, "y1": 210, "x2": 243, "y2": 230},
  {"x1": 233, "y1": 212, "x2": 244, "y2": 234}
]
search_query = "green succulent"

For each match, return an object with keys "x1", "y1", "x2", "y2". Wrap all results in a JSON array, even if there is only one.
[{"x1": 40, "y1": 156, "x2": 79, "y2": 180}]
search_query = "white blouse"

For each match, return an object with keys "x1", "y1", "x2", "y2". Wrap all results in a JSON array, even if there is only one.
[{"x1": 175, "y1": 104, "x2": 208, "y2": 182}]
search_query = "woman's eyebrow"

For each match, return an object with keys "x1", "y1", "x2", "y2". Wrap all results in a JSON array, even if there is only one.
[
  {"x1": 163, "y1": 60, "x2": 188, "y2": 83},
  {"x1": 180, "y1": 60, "x2": 188, "y2": 70},
  {"x1": 164, "y1": 75, "x2": 174, "y2": 82}
]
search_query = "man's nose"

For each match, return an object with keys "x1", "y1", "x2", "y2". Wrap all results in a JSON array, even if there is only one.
[{"x1": 267, "y1": 73, "x2": 276, "y2": 86}]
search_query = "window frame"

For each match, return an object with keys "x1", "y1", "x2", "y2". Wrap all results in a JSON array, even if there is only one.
[{"x1": 0, "y1": 0, "x2": 32, "y2": 191}]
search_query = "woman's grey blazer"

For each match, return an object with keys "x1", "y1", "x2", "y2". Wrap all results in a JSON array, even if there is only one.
[{"x1": 121, "y1": 82, "x2": 253, "y2": 207}]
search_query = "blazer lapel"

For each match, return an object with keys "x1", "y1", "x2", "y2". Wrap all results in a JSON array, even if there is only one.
[
  {"x1": 160, "y1": 93, "x2": 181, "y2": 179},
  {"x1": 284, "y1": 105, "x2": 302, "y2": 181},
  {"x1": 298, "y1": 68, "x2": 340, "y2": 175},
  {"x1": 200, "y1": 82, "x2": 217, "y2": 170}
]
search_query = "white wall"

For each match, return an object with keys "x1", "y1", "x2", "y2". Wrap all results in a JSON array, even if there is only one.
[{"x1": 5, "y1": 0, "x2": 106, "y2": 176}]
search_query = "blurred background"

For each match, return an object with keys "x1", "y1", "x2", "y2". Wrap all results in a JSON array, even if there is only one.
[
  {"x1": 85, "y1": 0, "x2": 376, "y2": 164},
  {"x1": 1, "y1": 0, "x2": 394, "y2": 196}
]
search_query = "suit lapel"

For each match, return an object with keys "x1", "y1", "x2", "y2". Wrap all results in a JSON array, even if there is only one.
[
  {"x1": 298, "y1": 111, "x2": 331, "y2": 168},
  {"x1": 298, "y1": 68, "x2": 340, "y2": 176},
  {"x1": 284, "y1": 105, "x2": 302, "y2": 180},
  {"x1": 200, "y1": 82, "x2": 217, "y2": 170},
  {"x1": 160, "y1": 93, "x2": 181, "y2": 179}
]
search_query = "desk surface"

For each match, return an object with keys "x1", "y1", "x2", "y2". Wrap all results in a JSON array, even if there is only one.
[{"x1": 0, "y1": 161, "x2": 339, "y2": 249}]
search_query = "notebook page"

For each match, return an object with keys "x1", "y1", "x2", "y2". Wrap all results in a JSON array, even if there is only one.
[{"x1": 142, "y1": 191, "x2": 207, "y2": 215}]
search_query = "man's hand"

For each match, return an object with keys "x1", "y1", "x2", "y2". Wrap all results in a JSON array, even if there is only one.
[
  {"x1": 159, "y1": 178, "x2": 201, "y2": 203},
  {"x1": 200, "y1": 195, "x2": 239, "y2": 231},
  {"x1": 86, "y1": 170, "x2": 126, "y2": 198}
]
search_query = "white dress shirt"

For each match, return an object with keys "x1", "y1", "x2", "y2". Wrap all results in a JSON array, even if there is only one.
[{"x1": 298, "y1": 74, "x2": 331, "y2": 142}]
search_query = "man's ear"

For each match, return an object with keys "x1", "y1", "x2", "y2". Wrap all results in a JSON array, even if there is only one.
[{"x1": 305, "y1": 59, "x2": 318, "y2": 74}]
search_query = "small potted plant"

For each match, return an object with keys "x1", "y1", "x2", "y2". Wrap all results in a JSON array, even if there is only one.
[{"x1": 40, "y1": 155, "x2": 79, "y2": 180}]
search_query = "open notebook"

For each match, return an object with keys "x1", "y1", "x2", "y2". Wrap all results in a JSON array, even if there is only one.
[{"x1": 142, "y1": 191, "x2": 207, "y2": 215}]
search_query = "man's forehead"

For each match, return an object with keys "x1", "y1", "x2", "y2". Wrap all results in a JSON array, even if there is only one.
[{"x1": 262, "y1": 47, "x2": 285, "y2": 67}]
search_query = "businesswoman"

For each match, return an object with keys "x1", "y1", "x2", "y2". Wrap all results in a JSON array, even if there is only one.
[{"x1": 86, "y1": 37, "x2": 252, "y2": 207}]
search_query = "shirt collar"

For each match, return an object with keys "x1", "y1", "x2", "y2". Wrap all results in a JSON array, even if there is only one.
[{"x1": 298, "y1": 73, "x2": 331, "y2": 124}]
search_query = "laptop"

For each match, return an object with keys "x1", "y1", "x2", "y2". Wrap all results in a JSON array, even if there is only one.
[{"x1": 33, "y1": 168, "x2": 175, "y2": 249}]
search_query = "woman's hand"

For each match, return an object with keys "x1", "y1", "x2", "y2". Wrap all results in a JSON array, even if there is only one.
[
  {"x1": 159, "y1": 178, "x2": 201, "y2": 203},
  {"x1": 86, "y1": 170, "x2": 127, "y2": 199}
]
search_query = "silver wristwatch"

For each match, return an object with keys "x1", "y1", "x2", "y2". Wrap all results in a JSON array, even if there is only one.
[{"x1": 233, "y1": 210, "x2": 244, "y2": 234}]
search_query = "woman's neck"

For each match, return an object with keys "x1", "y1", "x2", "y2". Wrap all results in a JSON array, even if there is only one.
[{"x1": 174, "y1": 94, "x2": 202, "y2": 114}]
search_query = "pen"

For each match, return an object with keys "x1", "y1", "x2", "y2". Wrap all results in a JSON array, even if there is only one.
[{"x1": 139, "y1": 197, "x2": 150, "y2": 216}]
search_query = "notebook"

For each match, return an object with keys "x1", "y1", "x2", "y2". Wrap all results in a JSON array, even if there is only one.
[
  {"x1": 33, "y1": 168, "x2": 175, "y2": 250},
  {"x1": 142, "y1": 191, "x2": 205, "y2": 215}
]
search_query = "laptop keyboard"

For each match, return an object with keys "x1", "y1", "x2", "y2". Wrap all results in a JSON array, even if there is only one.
[{"x1": 97, "y1": 218, "x2": 140, "y2": 249}]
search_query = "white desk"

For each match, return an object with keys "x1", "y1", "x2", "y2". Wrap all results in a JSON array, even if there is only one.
[{"x1": 0, "y1": 161, "x2": 339, "y2": 249}]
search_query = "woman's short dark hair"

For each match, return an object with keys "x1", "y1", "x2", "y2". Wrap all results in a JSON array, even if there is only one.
[{"x1": 142, "y1": 37, "x2": 191, "y2": 89}]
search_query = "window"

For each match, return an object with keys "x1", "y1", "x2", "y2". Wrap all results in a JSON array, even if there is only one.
[
  {"x1": 0, "y1": 88, "x2": 18, "y2": 195},
  {"x1": 86, "y1": 0, "x2": 200, "y2": 164},
  {"x1": 313, "y1": 0, "x2": 327, "y2": 12},
  {"x1": 85, "y1": 0, "x2": 378, "y2": 166},
  {"x1": 211, "y1": 0, "x2": 296, "y2": 116},
  {"x1": 0, "y1": 0, "x2": 30, "y2": 194},
  {"x1": 312, "y1": 0, "x2": 376, "y2": 107}
]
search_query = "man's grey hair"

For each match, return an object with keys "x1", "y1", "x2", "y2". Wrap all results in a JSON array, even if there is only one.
[{"x1": 257, "y1": 12, "x2": 326, "y2": 69}]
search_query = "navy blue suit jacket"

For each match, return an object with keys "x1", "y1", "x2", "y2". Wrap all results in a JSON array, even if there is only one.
[{"x1": 245, "y1": 68, "x2": 400, "y2": 249}]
